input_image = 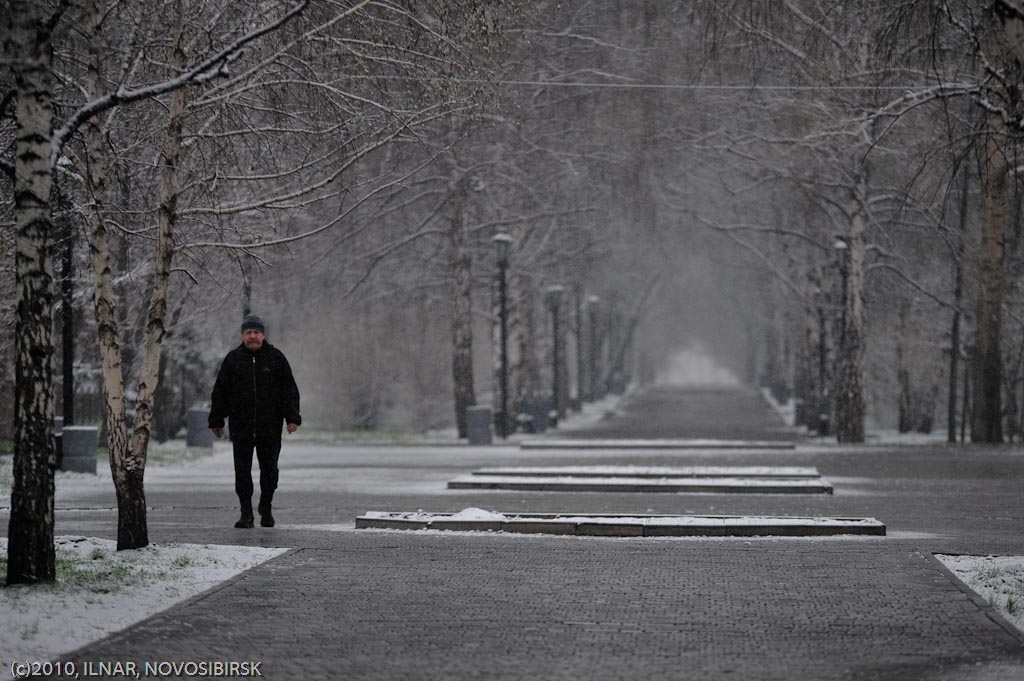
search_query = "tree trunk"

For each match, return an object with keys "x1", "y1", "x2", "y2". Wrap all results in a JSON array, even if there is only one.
[
  {"x1": 833, "y1": 168, "x2": 867, "y2": 444},
  {"x1": 793, "y1": 308, "x2": 811, "y2": 429},
  {"x1": 490, "y1": 262, "x2": 509, "y2": 435},
  {"x1": 573, "y1": 284, "x2": 585, "y2": 408},
  {"x1": 116, "y1": 0, "x2": 189, "y2": 549},
  {"x1": 552, "y1": 293, "x2": 569, "y2": 419},
  {"x1": 586, "y1": 297, "x2": 602, "y2": 402},
  {"x1": 83, "y1": 0, "x2": 144, "y2": 550},
  {"x1": 743, "y1": 320, "x2": 759, "y2": 387},
  {"x1": 948, "y1": 163, "x2": 969, "y2": 444},
  {"x1": 896, "y1": 301, "x2": 912, "y2": 433},
  {"x1": 962, "y1": 353, "x2": 971, "y2": 443},
  {"x1": 514, "y1": 276, "x2": 540, "y2": 402},
  {"x1": 6, "y1": 0, "x2": 58, "y2": 586},
  {"x1": 448, "y1": 175, "x2": 475, "y2": 438},
  {"x1": 58, "y1": 186, "x2": 76, "y2": 427},
  {"x1": 971, "y1": 91, "x2": 1007, "y2": 442},
  {"x1": 605, "y1": 277, "x2": 658, "y2": 397}
]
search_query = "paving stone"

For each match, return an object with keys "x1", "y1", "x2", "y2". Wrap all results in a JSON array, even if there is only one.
[{"x1": 12, "y1": 384, "x2": 1024, "y2": 680}]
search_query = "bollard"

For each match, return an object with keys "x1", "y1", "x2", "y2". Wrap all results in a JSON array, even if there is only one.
[
  {"x1": 186, "y1": 408, "x2": 214, "y2": 448},
  {"x1": 466, "y1": 406, "x2": 493, "y2": 445},
  {"x1": 817, "y1": 398, "x2": 830, "y2": 437},
  {"x1": 530, "y1": 398, "x2": 550, "y2": 433},
  {"x1": 61, "y1": 426, "x2": 98, "y2": 474}
]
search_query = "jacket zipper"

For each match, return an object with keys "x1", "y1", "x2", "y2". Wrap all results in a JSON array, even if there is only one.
[{"x1": 252, "y1": 354, "x2": 257, "y2": 440}]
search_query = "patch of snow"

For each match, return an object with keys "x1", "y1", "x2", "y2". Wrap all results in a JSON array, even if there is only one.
[
  {"x1": 361, "y1": 511, "x2": 881, "y2": 529},
  {"x1": 450, "y1": 474, "x2": 830, "y2": 488},
  {"x1": 474, "y1": 465, "x2": 820, "y2": 478},
  {"x1": 446, "y1": 507, "x2": 508, "y2": 521},
  {"x1": 0, "y1": 536, "x2": 286, "y2": 678},
  {"x1": 760, "y1": 387, "x2": 796, "y2": 427},
  {"x1": 655, "y1": 346, "x2": 740, "y2": 386},
  {"x1": 936, "y1": 554, "x2": 1024, "y2": 635},
  {"x1": 362, "y1": 508, "x2": 507, "y2": 522},
  {"x1": 552, "y1": 394, "x2": 626, "y2": 432},
  {"x1": 866, "y1": 430, "x2": 953, "y2": 445}
]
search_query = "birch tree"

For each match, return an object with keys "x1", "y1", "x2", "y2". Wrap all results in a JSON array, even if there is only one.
[
  {"x1": 4, "y1": 0, "x2": 63, "y2": 585},
  {"x1": 5, "y1": 0, "x2": 312, "y2": 578}
]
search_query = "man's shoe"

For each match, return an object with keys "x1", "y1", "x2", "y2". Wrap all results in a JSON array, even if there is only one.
[
  {"x1": 258, "y1": 502, "x2": 275, "y2": 527},
  {"x1": 254, "y1": 499, "x2": 272, "y2": 524},
  {"x1": 234, "y1": 511, "x2": 254, "y2": 529}
]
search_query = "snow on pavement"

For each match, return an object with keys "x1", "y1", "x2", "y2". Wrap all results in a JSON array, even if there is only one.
[
  {"x1": 0, "y1": 536, "x2": 286, "y2": 679},
  {"x1": 937, "y1": 554, "x2": 1024, "y2": 636}
]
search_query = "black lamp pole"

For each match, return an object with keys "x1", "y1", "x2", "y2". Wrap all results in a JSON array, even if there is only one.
[{"x1": 493, "y1": 233, "x2": 512, "y2": 438}]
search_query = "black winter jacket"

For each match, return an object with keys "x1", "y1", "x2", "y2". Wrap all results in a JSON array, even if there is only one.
[{"x1": 208, "y1": 341, "x2": 301, "y2": 442}]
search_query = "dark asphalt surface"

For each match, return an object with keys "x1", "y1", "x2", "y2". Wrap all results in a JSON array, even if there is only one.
[{"x1": 9, "y1": 384, "x2": 1024, "y2": 680}]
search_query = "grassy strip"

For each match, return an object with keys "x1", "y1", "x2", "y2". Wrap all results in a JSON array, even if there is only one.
[
  {"x1": 0, "y1": 454, "x2": 10, "y2": 498},
  {"x1": 94, "y1": 442, "x2": 215, "y2": 467},
  {"x1": 1, "y1": 547, "x2": 144, "y2": 594},
  {"x1": 0, "y1": 543, "x2": 195, "y2": 593}
]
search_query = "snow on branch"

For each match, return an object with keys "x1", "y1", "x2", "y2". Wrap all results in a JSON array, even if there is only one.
[
  {"x1": 49, "y1": 1, "x2": 310, "y2": 169},
  {"x1": 181, "y1": 139, "x2": 448, "y2": 252}
]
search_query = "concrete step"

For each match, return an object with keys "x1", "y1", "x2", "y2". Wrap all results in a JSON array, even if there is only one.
[
  {"x1": 519, "y1": 438, "x2": 796, "y2": 450},
  {"x1": 356, "y1": 512, "x2": 885, "y2": 537},
  {"x1": 448, "y1": 475, "x2": 833, "y2": 494},
  {"x1": 473, "y1": 466, "x2": 821, "y2": 479}
]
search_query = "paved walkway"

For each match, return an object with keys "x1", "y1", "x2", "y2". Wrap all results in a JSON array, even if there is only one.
[{"x1": 14, "y1": 384, "x2": 1024, "y2": 679}]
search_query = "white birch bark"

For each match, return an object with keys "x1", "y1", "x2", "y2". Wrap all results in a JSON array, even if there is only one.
[{"x1": 6, "y1": 0, "x2": 60, "y2": 586}]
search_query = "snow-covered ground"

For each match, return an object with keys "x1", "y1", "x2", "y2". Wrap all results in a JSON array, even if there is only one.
[
  {"x1": 937, "y1": 554, "x2": 1024, "y2": 635},
  {"x1": 0, "y1": 536, "x2": 286, "y2": 680}
]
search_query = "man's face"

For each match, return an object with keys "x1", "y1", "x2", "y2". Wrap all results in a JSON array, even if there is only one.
[{"x1": 242, "y1": 328, "x2": 265, "y2": 351}]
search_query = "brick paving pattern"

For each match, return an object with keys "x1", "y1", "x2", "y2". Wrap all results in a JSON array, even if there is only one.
[{"x1": 10, "y1": 384, "x2": 1024, "y2": 679}]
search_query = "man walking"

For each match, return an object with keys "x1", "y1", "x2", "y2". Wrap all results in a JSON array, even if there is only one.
[{"x1": 209, "y1": 314, "x2": 301, "y2": 528}]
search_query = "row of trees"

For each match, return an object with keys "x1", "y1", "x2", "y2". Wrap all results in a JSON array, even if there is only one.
[
  {"x1": 10, "y1": 0, "x2": 1024, "y2": 588},
  {"x1": 2, "y1": 0, "x2": 520, "y2": 583},
  {"x1": 668, "y1": 1, "x2": 1024, "y2": 444},
  {"x1": 2, "y1": 0, "x2": 662, "y2": 587}
]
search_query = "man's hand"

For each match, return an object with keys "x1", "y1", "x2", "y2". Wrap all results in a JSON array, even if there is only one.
[
  {"x1": 287, "y1": 423, "x2": 299, "y2": 434},
  {"x1": 211, "y1": 427, "x2": 223, "y2": 438}
]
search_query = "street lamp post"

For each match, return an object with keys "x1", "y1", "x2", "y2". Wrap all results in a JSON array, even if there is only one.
[
  {"x1": 493, "y1": 233, "x2": 512, "y2": 438},
  {"x1": 814, "y1": 286, "x2": 829, "y2": 437},
  {"x1": 546, "y1": 285, "x2": 566, "y2": 421},
  {"x1": 834, "y1": 237, "x2": 850, "y2": 348},
  {"x1": 833, "y1": 236, "x2": 855, "y2": 442}
]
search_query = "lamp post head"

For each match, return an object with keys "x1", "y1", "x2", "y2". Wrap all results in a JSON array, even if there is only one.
[
  {"x1": 833, "y1": 236, "x2": 850, "y2": 271},
  {"x1": 492, "y1": 233, "x2": 513, "y2": 267},
  {"x1": 545, "y1": 284, "x2": 566, "y2": 309}
]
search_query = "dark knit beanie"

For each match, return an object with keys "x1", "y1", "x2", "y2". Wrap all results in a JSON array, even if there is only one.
[{"x1": 241, "y1": 314, "x2": 265, "y2": 333}]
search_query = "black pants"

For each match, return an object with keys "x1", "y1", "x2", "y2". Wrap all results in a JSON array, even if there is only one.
[{"x1": 232, "y1": 438, "x2": 281, "y2": 509}]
